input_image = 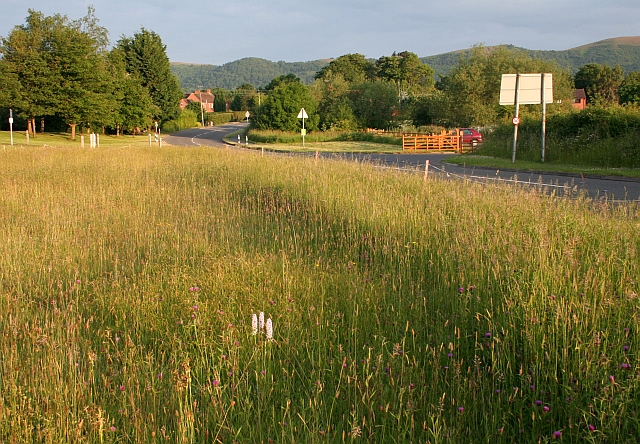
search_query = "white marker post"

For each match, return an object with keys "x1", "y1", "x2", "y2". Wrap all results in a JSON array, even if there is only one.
[
  {"x1": 297, "y1": 108, "x2": 308, "y2": 148},
  {"x1": 8, "y1": 109, "x2": 14, "y2": 146},
  {"x1": 245, "y1": 111, "x2": 250, "y2": 123}
]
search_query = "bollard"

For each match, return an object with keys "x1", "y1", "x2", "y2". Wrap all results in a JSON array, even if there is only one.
[
  {"x1": 149, "y1": 133, "x2": 152, "y2": 147},
  {"x1": 25, "y1": 131, "x2": 30, "y2": 145},
  {"x1": 315, "y1": 150, "x2": 319, "y2": 161},
  {"x1": 424, "y1": 160, "x2": 430, "y2": 182},
  {"x1": 261, "y1": 147, "x2": 264, "y2": 157},
  {"x1": 97, "y1": 134, "x2": 100, "y2": 148},
  {"x1": 81, "y1": 135, "x2": 85, "y2": 148}
]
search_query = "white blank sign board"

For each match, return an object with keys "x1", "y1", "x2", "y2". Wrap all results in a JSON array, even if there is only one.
[{"x1": 499, "y1": 74, "x2": 553, "y2": 105}]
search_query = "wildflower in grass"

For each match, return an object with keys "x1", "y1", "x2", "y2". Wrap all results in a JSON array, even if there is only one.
[
  {"x1": 252, "y1": 313, "x2": 258, "y2": 335},
  {"x1": 621, "y1": 363, "x2": 630, "y2": 369},
  {"x1": 212, "y1": 380, "x2": 219, "y2": 387},
  {"x1": 266, "y1": 318, "x2": 273, "y2": 341},
  {"x1": 543, "y1": 406, "x2": 550, "y2": 412},
  {"x1": 458, "y1": 287, "x2": 464, "y2": 294},
  {"x1": 157, "y1": 373, "x2": 162, "y2": 379},
  {"x1": 609, "y1": 375, "x2": 615, "y2": 383},
  {"x1": 623, "y1": 345, "x2": 629, "y2": 351},
  {"x1": 110, "y1": 426, "x2": 116, "y2": 432},
  {"x1": 458, "y1": 407, "x2": 464, "y2": 413},
  {"x1": 485, "y1": 332, "x2": 491, "y2": 338},
  {"x1": 588, "y1": 425, "x2": 595, "y2": 431},
  {"x1": 535, "y1": 400, "x2": 542, "y2": 405},
  {"x1": 119, "y1": 385, "x2": 125, "y2": 391},
  {"x1": 553, "y1": 430, "x2": 562, "y2": 439},
  {"x1": 448, "y1": 353, "x2": 453, "y2": 358},
  {"x1": 259, "y1": 312, "x2": 265, "y2": 331}
]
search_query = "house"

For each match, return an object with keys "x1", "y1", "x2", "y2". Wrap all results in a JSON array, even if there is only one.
[
  {"x1": 573, "y1": 89, "x2": 587, "y2": 110},
  {"x1": 180, "y1": 89, "x2": 215, "y2": 112}
]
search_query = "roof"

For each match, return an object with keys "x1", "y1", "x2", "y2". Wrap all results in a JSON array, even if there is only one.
[{"x1": 573, "y1": 89, "x2": 587, "y2": 100}]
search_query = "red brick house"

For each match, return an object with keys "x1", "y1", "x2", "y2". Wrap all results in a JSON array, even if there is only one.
[
  {"x1": 180, "y1": 89, "x2": 215, "y2": 112},
  {"x1": 572, "y1": 89, "x2": 587, "y2": 110}
]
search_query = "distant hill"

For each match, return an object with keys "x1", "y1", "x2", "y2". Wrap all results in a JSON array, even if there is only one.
[
  {"x1": 421, "y1": 37, "x2": 640, "y2": 77},
  {"x1": 170, "y1": 58, "x2": 330, "y2": 91},
  {"x1": 171, "y1": 37, "x2": 640, "y2": 91}
]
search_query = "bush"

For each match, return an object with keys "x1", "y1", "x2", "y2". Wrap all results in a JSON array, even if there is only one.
[
  {"x1": 205, "y1": 112, "x2": 234, "y2": 126},
  {"x1": 475, "y1": 105, "x2": 640, "y2": 168},
  {"x1": 247, "y1": 130, "x2": 403, "y2": 146},
  {"x1": 162, "y1": 109, "x2": 198, "y2": 133}
]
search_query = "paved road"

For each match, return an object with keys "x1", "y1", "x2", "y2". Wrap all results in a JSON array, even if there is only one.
[{"x1": 164, "y1": 124, "x2": 640, "y2": 202}]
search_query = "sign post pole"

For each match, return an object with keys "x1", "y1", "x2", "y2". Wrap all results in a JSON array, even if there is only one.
[
  {"x1": 511, "y1": 74, "x2": 521, "y2": 164},
  {"x1": 9, "y1": 109, "x2": 14, "y2": 146},
  {"x1": 541, "y1": 73, "x2": 547, "y2": 163},
  {"x1": 297, "y1": 108, "x2": 308, "y2": 148}
]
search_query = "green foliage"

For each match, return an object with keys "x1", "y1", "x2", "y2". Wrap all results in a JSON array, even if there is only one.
[
  {"x1": 248, "y1": 129, "x2": 402, "y2": 145},
  {"x1": 117, "y1": 28, "x2": 183, "y2": 122},
  {"x1": 350, "y1": 80, "x2": 399, "y2": 130},
  {"x1": 206, "y1": 112, "x2": 234, "y2": 126},
  {"x1": 574, "y1": 63, "x2": 624, "y2": 105},
  {"x1": 431, "y1": 45, "x2": 574, "y2": 128},
  {"x1": 376, "y1": 51, "x2": 435, "y2": 98},
  {"x1": 476, "y1": 105, "x2": 640, "y2": 167},
  {"x1": 619, "y1": 71, "x2": 640, "y2": 105},
  {"x1": 161, "y1": 108, "x2": 198, "y2": 132},
  {"x1": 252, "y1": 76, "x2": 319, "y2": 132},
  {"x1": 314, "y1": 53, "x2": 375, "y2": 83}
]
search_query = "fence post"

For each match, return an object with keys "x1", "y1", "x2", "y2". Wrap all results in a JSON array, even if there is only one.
[
  {"x1": 25, "y1": 131, "x2": 29, "y2": 145},
  {"x1": 424, "y1": 160, "x2": 430, "y2": 182}
]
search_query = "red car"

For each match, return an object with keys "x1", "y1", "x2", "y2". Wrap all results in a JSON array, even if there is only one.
[{"x1": 458, "y1": 128, "x2": 483, "y2": 146}]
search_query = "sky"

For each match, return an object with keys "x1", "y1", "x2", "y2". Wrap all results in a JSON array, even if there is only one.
[{"x1": 1, "y1": 0, "x2": 638, "y2": 66}]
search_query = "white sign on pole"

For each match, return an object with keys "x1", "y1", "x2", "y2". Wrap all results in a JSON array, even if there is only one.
[
  {"x1": 297, "y1": 108, "x2": 308, "y2": 119},
  {"x1": 500, "y1": 74, "x2": 553, "y2": 105}
]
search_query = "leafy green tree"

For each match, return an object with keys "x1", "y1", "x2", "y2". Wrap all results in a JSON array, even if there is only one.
[
  {"x1": 252, "y1": 76, "x2": 318, "y2": 131},
  {"x1": 230, "y1": 84, "x2": 256, "y2": 111},
  {"x1": 376, "y1": 51, "x2": 435, "y2": 98},
  {"x1": 311, "y1": 75, "x2": 357, "y2": 131},
  {"x1": 0, "y1": 10, "x2": 66, "y2": 136},
  {"x1": 315, "y1": 54, "x2": 375, "y2": 84},
  {"x1": 107, "y1": 48, "x2": 157, "y2": 135},
  {"x1": 435, "y1": 45, "x2": 574, "y2": 127},
  {"x1": 117, "y1": 29, "x2": 182, "y2": 122},
  {"x1": 213, "y1": 88, "x2": 228, "y2": 112},
  {"x1": 574, "y1": 63, "x2": 624, "y2": 105},
  {"x1": 350, "y1": 80, "x2": 398, "y2": 129},
  {"x1": 618, "y1": 71, "x2": 640, "y2": 105}
]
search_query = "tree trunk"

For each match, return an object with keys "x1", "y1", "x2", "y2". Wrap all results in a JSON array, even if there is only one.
[
  {"x1": 69, "y1": 123, "x2": 77, "y2": 141},
  {"x1": 116, "y1": 124, "x2": 120, "y2": 137},
  {"x1": 40, "y1": 118, "x2": 44, "y2": 134},
  {"x1": 27, "y1": 118, "x2": 33, "y2": 137},
  {"x1": 31, "y1": 118, "x2": 37, "y2": 137}
]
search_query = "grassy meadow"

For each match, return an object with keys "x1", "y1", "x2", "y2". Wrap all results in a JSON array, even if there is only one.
[{"x1": 0, "y1": 141, "x2": 639, "y2": 443}]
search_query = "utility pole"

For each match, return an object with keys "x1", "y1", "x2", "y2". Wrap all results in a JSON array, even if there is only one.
[{"x1": 198, "y1": 87, "x2": 205, "y2": 127}]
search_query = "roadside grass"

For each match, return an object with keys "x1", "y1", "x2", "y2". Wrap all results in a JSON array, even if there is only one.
[
  {"x1": 0, "y1": 145, "x2": 638, "y2": 442},
  {"x1": 0, "y1": 130, "x2": 156, "y2": 148},
  {"x1": 445, "y1": 154, "x2": 640, "y2": 179}
]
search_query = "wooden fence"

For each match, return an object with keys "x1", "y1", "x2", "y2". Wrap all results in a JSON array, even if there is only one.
[{"x1": 402, "y1": 130, "x2": 463, "y2": 153}]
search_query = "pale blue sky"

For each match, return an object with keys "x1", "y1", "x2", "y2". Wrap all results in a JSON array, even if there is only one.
[{"x1": 0, "y1": 0, "x2": 638, "y2": 65}]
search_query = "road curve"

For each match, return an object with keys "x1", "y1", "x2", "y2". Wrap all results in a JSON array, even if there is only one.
[{"x1": 163, "y1": 125, "x2": 640, "y2": 202}]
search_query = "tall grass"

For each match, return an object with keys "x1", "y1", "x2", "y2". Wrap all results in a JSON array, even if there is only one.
[
  {"x1": 0, "y1": 144, "x2": 638, "y2": 443},
  {"x1": 248, "y1": 129, "x2": 403, "y2": 146}
]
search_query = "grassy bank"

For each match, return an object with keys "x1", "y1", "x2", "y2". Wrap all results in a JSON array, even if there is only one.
[
  {"x1": 247, "y1": 129, "x2": 402, "y2": 152},
  {"x1": 0, "y1": 145, "x2": 638, "y2": 442}
]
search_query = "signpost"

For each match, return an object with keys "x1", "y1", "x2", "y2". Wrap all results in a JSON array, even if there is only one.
[
  {"x1": 500, "y1": 73, "x2": 553, "y2": 163},
  {"x1": 8, "y1": 109, "x2": 14, "y2": 146},
  {"x1": 297, "y1": 108, "x2": 308, "y2": 148},
  {"x1": 245, "y1": 111, "x2": 250, "y2": 123}
]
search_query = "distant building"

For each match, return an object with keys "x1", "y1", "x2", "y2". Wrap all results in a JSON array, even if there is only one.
[
  {"x1": 573, "y1": 89, "x2": 587, "y2": 110},
  {"x1": 180, "y1": 89, "x2": 215, "y2": 112}
]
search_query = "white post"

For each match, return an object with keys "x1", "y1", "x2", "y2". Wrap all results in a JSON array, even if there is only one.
[
  {"x1": 424, "y1": 160, "x2": 430, "y2": 182},
  {"x1": 8, "y1": 109, "x2": 14, "y2": 146},
  {"x1": 541, "y1": 73, "x2": 547, "y2": 163},
  {"x1": 511, "y1": 74, "x2": 521, "y2": 164}
]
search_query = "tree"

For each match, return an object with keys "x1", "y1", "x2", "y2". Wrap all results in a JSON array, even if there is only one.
[
  {"x1": 107, "y1": 48, "x2": 157, "y2": 135},
  {"x1": 350, "y1": 80, "x2": 398, "y2": 130},
  {"x1": 618, "y1": 71, "x2": 640, "y2": 105},
  {"x1": 376, "y1": 51, "x2": 435, "y2": 98},
  {"x1": 311, "y1": 74, "x2": 357, "y2": 131},
  {"x1": 117, "y1": 29, "x2": 182, "y2": 122},
  {"x1": 574, "y1": 63, "x2": 624, "y2": 105},
  {"x1": 434, "y1": 45, "x2": 574, "y2": 128},
  {"x1": 315, "y1": 54, "x2": 375, "y2": 84},
  {"x1": 0, "y1": 10, "x2": 66, "y2": 136},
  {"x1": 0, "y1": 8, "x2": 114, "y2": 139},
  {"x1": 252, "y1": 76, "x2": 318, "y2": 132}
]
